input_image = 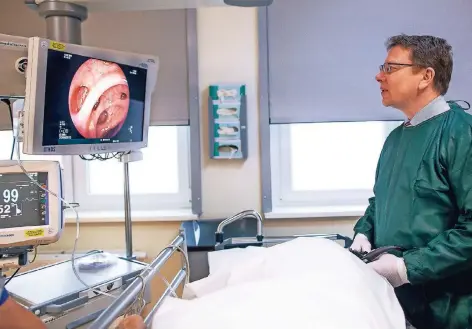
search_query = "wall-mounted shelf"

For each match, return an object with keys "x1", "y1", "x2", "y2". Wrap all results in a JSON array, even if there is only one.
[{"x1": 208, "y1": 84, "x2": 248, "y2": 160}]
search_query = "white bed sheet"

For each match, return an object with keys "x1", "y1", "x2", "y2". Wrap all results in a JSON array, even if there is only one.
[{"x1": 152, "y1": 237, "x2": 406, "y2": 329}]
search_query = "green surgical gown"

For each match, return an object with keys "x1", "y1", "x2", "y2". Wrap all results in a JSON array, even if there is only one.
[{"x1": 354, "y1": 102, "x2": 472, "y2": 329}]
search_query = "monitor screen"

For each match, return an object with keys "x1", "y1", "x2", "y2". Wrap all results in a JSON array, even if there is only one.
[
  {"x1": 0, "y1": 172, "x2": 48, "y2": 229},
  {"x1": 42, "y1": 49, "x2": 147, "y2": 147}
]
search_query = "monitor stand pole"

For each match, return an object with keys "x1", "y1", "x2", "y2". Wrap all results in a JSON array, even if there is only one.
[
  {"x1": 119, "y1": 151, "x2": 143, "y2": 259},
  {"x1": 30, "y1": 0, "x2": 88, "y2": 45}
]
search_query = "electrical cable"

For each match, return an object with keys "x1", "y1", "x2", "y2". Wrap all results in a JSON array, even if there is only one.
[
  {"x1": 4, "y1": 268, "x2": 19, "y2": 286},
  {"x1": 4, "y1": 247, "x2": 38, "y2": 287},
  {"x1": 10, "y1": 109, "x2": 116, "y2": 299},
  {"x1": 123, "y1": 243, "x2": 190, "y2": 318},
  {"x1": 79, "y1": 151, "x2": 129, "y2": 161},
  {"x1": 153, "y1": 244, "x2": 190, "y2": 299},
  {"x1": 3, "y1": 99, "x2": 189, "y2": 311}
]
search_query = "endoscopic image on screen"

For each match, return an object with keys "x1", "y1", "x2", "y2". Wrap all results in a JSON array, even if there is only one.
[
  {"x1": 69, "y1": 58, "x2": 130, "y2": 139},
  {"x1": 42, "y1": 49, "x2": 147, "y2": 146}
]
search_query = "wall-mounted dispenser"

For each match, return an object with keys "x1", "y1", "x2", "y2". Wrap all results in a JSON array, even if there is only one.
[{"x1": 208, "y1": 84, "x2": 247, "y2": 159}]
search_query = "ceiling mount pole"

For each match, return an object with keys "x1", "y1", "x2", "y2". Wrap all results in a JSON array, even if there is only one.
[{"x1": 25, "y1": 0, "x2": 88, "y2": 45}]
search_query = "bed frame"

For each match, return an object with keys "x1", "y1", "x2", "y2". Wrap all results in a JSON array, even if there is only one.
[{"x1": 88, "y1": 210, "x2": 353, "y2": 328}]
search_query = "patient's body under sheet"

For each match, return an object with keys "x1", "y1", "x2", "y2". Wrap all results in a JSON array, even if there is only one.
[{"x1": 152, "y1": 237, "x2": 406, "y2": 329}]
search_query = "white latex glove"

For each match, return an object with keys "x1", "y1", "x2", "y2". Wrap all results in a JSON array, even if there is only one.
[
  {"x1": 349, "y1": 233, "x2": 372, "y2": 253},
  {"x1": 368, "y1": 254, "x2": 409, "y2": 288}
]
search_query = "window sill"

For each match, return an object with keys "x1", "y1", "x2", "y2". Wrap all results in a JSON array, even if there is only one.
[
  {"x1": 64, "y1": 209, "x2": 198, "y2": 223},
  {"x1": 265, "y1": 205, "x2": 368, "y2": 219}
]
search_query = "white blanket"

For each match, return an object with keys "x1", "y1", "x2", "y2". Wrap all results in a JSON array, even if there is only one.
[{"x1": 152, "y1": 237, "x2": 405, "y2": 329}]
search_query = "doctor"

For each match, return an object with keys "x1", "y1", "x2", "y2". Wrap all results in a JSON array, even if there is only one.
[{"x1": 350, "y1": 34, "x2": 472, "y2": 329}]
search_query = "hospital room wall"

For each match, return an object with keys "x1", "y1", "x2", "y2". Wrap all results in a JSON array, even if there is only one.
[
  {"x1": 63, "y1": 6, "x2": 357, "y2": 253},
  {"x1": 196, "y1": 0, "x2": 359, "y2": 234},
  {"x1": 0, "y1": 3, "x2": 357, "y2": 259}
]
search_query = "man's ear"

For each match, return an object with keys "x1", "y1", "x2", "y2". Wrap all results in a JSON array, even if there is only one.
[{"x1": 418, "y1": 67, "x2": 435, "y2": 91}]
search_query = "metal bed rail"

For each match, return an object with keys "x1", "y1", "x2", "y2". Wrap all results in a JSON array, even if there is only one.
[
  {"x1": 144, "y1": 269, "x2": 187, "y2": 327},
  {"x1": 212, "y1": 210, "x2": 353, "y2": 249},
  {"x1": 215, "y1": 233, "x2": 353, "y2": 250},
  {"x1": 88, "y1": 232, "x2": 188, "y2": 329}
]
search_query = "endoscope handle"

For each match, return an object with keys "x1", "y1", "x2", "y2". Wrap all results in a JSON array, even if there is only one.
[
  {"x1": 362, "y1": 246, "x2": 405, "y2": 263},
  {"x1": 45, "y1": 295, "x2": 89, "y2": 315}
]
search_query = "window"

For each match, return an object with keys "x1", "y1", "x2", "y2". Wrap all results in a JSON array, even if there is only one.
[
  {"x1": 73, "y1": 126, "x2": 191, "y2": 213},
  {"x1": 0, "y1": 126, "x2": 191, "y2": 217},
  {"x1": 270, "y1": 121, "x2": 401, "y2": 210},
  {"x1": 0, "y1": 130, "x2": 16, "y2": 160}
]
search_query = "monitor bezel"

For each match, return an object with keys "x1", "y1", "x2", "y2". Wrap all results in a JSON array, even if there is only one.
[
  {"x1": 23, "y1": 37, "x2": 159, "y2": 155},
  {"x1": 0, "y1": 160, "x2": 63, "y2": 248}
]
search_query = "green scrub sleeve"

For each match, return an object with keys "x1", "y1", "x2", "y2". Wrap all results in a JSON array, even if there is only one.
[
  {"x1": 353, "y1": 142, "x2": 387, "y2": 243},
  {"x1": 404, "y1": 120, "x2": 472, "y2": 285},
  {"x1": 353, "y1": 197, "x2": 375, "y2": 242}
]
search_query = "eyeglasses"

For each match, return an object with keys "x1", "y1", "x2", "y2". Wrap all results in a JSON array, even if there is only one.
[{"x1": 379, "y1": 62, "x2": 414, "y2": 74}]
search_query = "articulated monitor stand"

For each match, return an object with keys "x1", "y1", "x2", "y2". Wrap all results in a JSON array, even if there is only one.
[
  {"x1": 27, "y1": 1, "x2": 140, "y2": 260},
  {"x1": 26, "y1": 0, "x2": 88, "y2": 45},
  {"x1": 119, "y1": 151, "x2": 143, "y2": 259}
]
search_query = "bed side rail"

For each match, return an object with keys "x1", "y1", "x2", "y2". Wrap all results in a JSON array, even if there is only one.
[
  {"x1": 215, "y1": 233, "x2": 353, "y2": 250},
  {"x1": 88, "y1": 232, "x2": 188, "y2": 329}
]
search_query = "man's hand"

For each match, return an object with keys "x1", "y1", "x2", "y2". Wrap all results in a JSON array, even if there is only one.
[
  {"x1": 349, "y1": 233, "x2": 372, "y2": 253},
  {"x1": 116, "y1": 315, "x2": 146, "y2": 329},
  {"x1": 368, "y1": 254, "x2": 409, "y2": 288}
]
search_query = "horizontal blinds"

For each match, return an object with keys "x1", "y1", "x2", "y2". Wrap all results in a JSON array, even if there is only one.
[
  {"x1": 83, "y1": 9, "x2": 190, "y2": 126},
  {"x1": 0, "y1": 3, "x2": 191, "y2": 130}
]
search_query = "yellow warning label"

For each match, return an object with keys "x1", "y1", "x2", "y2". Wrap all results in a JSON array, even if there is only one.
[
  {"x1": 49, "y1": 41, "x2": 66, "y2": 51},
  {"x1": 25, "y1": 228, "x2": 45, "y2": 237}
]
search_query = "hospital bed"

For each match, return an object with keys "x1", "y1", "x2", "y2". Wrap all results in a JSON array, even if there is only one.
[
  {"x1": 184, "y1": 211, "x2": 353, "y2": 282},
  {"x1": 82, "y1": 210, "x2": 354, "y2": 328},
  {"x1": 0, "y1": 161, "x2": 395, "y2": 328},
  {"x1": 0, "y1": 2, "x2": 360, "y2": 327}
]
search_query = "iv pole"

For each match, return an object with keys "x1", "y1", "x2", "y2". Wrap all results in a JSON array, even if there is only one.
[{"x1": 27, "y1": 0, "x2": 135, "y2": 259}]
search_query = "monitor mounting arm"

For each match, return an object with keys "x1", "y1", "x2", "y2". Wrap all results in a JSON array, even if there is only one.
[
  {"x1": 24, "y1": 0, "x2": 273, "y2": 44},
  {"x1": 25, "y1": 0, "x2": 88, "y2": 45}
]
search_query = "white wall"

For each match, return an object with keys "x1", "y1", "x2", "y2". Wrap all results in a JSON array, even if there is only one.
[
  {"x1": 195, "y1": 6, "x2": 357, "y2": 237},
  {"x1": 198, "y1": 7, "x2": 261, "y2": 219}
]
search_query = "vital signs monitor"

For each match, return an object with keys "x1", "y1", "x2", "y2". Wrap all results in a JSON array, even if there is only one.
[
  {"x1": 22, "y1": 37, "x2": 159, "y2": 155},
  {"x1": 0, "y1": 161, "x2": 63, "y2": 248}
]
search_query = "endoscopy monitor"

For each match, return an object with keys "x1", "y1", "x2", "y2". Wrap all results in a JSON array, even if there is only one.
[
  {"x1": 23, "y1": 37, "x2": 159, "y2": 155},
  {"x1": 0, "y1": 161, "x2": 63, "y2": 248}
]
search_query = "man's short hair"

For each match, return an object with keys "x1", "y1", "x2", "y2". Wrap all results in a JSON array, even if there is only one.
[{"x1": 386, "y1": 34, "x2": 453, "y2": 95}]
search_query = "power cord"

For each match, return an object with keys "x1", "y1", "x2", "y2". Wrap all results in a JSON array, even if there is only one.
[
  {"x1": 4, "y1": 269, "x2": 19, "y2": 286},
  {"x1": 4, "y1": 247, "x2": 37, "y2": 286},
  {"x1": 6, "y1": 106, "x2": 117, "y2": 298},
  {"x1": 123, "y1": 244, "x2": 190, "y2": 318},
  {"x1": 2, "y1": 99, "x2": 187, "y2": 309},
  {"x1": 79, "y1": 151, "x2": 129, "y2": 161}
]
